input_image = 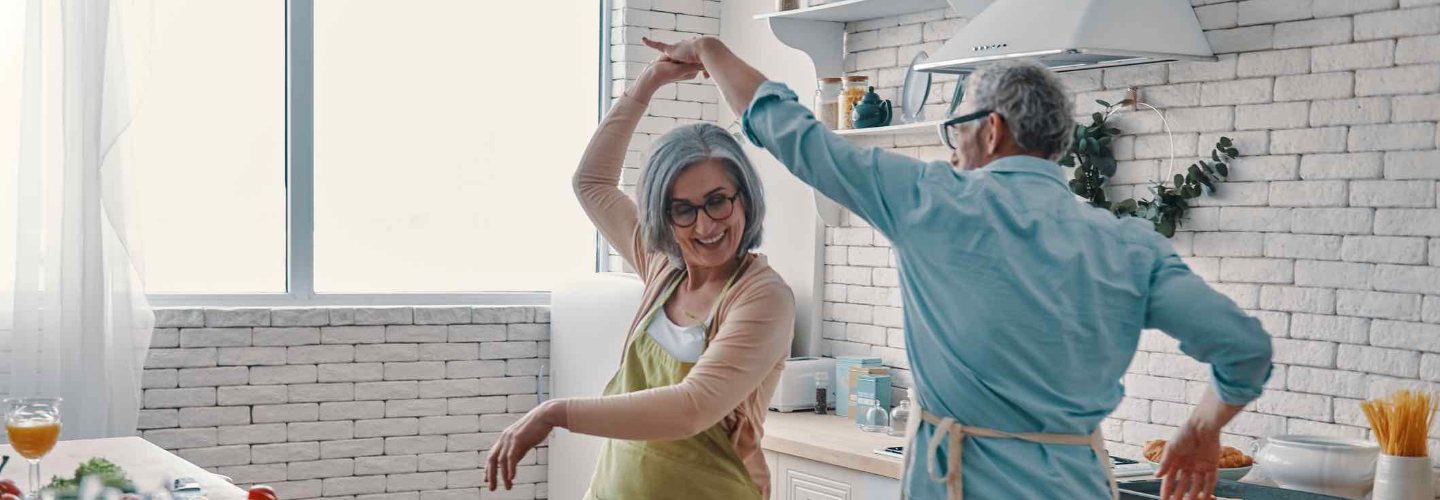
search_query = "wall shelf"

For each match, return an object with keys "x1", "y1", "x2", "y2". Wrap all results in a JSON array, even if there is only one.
[
  {"x1": 754, "y1": 0, "x2": 988, "y2": 226},
  {"x1": 754, "y1": 0, "x2": 950, "y2": 23},
  {"x1": 835, "y1": 119, "x2": 944, "y2": 137}
]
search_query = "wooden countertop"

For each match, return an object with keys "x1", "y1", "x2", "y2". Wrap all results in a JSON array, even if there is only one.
[
  {"x1": 761, "y1": 411, "x2": 906, "y2": 479},
  {"x1": 0, "y1": 437, "x2": 246, "y2": 499}
]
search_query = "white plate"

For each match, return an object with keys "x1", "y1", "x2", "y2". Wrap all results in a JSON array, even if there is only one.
[{"x1": 901, "y1": 50, "x2": 932, "y2": 124}]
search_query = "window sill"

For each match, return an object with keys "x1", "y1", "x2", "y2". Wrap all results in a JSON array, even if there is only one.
[{"x1": 145, "y1": 291, "x2": 549, "y2": 308}]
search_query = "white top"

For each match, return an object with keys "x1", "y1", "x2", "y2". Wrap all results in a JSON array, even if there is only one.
[{"x1": 647, "y1": 308, "x2": 707, "y2": 363}]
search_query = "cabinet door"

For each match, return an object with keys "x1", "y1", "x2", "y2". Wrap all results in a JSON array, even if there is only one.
[
  {"x1": 788, "y1": 469, "x2": 851, "y2": 500},
  {"x1": 778, "y1": 454, "x2": 854, "y2": 500},
  {"x1": 765, "y1": 449, "x2": 781, "y2": 499}
]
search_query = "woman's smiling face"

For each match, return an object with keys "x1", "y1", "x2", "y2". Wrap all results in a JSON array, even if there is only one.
[{"x1": 667, "y1": 159, "x2": 747, "y2": 270}]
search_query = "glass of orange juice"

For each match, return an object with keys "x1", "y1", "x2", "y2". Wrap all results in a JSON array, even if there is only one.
[{"x1": 4, "y1": 398, "x2": 61, "y2": 499}]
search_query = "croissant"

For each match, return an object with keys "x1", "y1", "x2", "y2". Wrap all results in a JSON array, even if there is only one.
[
  {"x1": 1143, "y1": 440, "x2": 1166, "y2": 462},
  {"x1": 1141, "y1": 440, "x2": 1253, "y2": 468}
]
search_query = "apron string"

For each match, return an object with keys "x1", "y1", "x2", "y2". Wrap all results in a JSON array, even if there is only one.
[{"x1": 912, "y1": 407, "x2": 1119, "y2": 500}]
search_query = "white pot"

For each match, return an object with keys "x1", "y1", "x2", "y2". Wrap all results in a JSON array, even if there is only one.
[
  {"x1": 1254, "y1": 435, "x2": 1380, "y2": 499},
  {"x1": 1373, "y1": 454, "x2": 1434, "y2": 500}
]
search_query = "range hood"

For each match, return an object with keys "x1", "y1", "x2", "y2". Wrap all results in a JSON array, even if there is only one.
[{"x1": 916, "y1": 0, "x2": 1216, "y2": 75}]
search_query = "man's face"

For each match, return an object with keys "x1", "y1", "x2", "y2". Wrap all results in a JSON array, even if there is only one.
[{"x1": 948, "y1": 97, "x2": 989, "y2": 172}]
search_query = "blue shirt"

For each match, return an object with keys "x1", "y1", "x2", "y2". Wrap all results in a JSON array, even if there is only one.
[{"x1": 743, "y1": 81, "x2": 1273, "y2": 498}]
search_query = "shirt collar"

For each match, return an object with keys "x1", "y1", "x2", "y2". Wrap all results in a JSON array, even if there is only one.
[{"x1": 981, "y1": 155, "x2": 1069, "y2": 187}]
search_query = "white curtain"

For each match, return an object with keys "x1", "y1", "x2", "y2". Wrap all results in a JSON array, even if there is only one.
[{"x1": 2, "y1": 0, "x2": 154, "y2": 439}]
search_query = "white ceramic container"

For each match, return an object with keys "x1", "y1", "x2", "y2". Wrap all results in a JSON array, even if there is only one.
[
  {"x1": 1254, "y1": 435, "x2": 1380, "y2": 499},
  {"x1": 1372, "y1": 454, "x2": 1434, "y2": 500}
]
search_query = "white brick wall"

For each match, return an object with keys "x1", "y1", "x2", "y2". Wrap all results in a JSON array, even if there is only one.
[
  {"x1": 144, "y1": 307, "x2": 549, "y2": 500},
  {"x1": 607, "y1": 0, "x2": 725, "y2": 271},
  {"x1": 822, "y1": 1, "x2": 1440, "y2": 462}
]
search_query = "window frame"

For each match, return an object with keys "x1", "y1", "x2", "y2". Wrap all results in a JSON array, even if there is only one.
[{"x1": 147, "y1": 0, "x2": 611, "y2": 307}]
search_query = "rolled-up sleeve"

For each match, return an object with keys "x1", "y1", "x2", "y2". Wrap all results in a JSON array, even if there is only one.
[
  {"x1": 1144, "y1": 249, "x2": 1274, "y2": 405},
  {"x1": 742, "y1": 81, "x2": 941, "y2": 239}
]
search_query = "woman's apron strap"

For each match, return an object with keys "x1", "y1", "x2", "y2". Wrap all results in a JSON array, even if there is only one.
[{"x1": 903, "y1": 406, "x2": 1118, "y2": 500}]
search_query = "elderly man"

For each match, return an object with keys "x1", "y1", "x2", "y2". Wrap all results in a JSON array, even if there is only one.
[{"x1": 642, "y1": 37, "x2": 1274, "y2": 500}]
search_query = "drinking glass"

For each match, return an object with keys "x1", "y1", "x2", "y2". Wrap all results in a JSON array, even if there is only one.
[{"x1": 4, "y1": 398, "x2": 62, "y2": 499}]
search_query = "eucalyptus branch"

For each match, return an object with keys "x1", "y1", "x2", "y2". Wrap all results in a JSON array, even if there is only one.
[{"x1": 1059, "y1": 100, "x2": 1242, "y2": 237}]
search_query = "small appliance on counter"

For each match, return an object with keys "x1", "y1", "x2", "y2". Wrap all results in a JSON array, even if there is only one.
[{"x1": 769, "y1": 357, "x2": 836, "y2": 412}]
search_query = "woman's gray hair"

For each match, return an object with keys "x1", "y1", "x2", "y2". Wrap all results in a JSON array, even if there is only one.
[
  {"x1": 637, "y1": 122, "x2": 766, "y2": 268},
  {"x1": 964, "y1": 61, "x2": 1075, "y2": 160}
]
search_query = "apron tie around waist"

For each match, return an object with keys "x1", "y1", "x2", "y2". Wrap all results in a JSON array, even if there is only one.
[{"x1": 903, "y1": 405, "x2": 1119, "y2": 500}]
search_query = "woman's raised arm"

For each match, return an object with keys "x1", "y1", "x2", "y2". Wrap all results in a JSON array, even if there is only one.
[{"x1": 572, "y1": 57, "x2": 702, "y2": 274}]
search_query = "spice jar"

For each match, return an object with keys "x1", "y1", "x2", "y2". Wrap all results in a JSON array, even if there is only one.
[
  {"x1": 813, "y1": 372, "x2": 829, "y2": 415},
  {"x1": 838, "y1": 75, "x2": 869, "y2": 130},
  {"x1": 814, "y1": 77, "x2": 843, "y2": 130}
]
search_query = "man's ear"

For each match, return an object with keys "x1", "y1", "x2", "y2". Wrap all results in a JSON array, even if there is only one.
[{"x1": 985, "y1": 113, "x2": 1006, "y2": 155}]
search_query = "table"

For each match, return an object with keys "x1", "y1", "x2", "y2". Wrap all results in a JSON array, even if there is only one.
[{"x1": 0, "y1": 437, "x2": 246, "y2": 499}]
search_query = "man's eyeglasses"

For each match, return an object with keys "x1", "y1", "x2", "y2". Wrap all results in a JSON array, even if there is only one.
[
  {"x1": 937, "y1": 109, "x2": 994, "y2": 150},
  {"x1": 668, "y1": 192, "x2": 741, "y2": 227}
]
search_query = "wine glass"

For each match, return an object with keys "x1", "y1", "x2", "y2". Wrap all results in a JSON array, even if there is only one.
[{"x1": 4, "y1": 398, "x2": 62, "y2": 499}]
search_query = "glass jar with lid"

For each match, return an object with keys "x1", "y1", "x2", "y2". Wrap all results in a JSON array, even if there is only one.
[
  {"x1": 838, "y1": 75, "x2": 869, "y2": 130},
  {"x1": 814, "y1": 77, "x2": 843, "y2": 130},
  {"x1": 860, "y1": 399, "x2": 890, "y2": 432},
  {"x1": 888, "y1": 388, "x2": 912, "y2": 437}
]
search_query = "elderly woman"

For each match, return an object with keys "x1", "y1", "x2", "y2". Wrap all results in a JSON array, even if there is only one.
[{"x1": 482, "y1": 55, "x2": 795, "y2": 500}]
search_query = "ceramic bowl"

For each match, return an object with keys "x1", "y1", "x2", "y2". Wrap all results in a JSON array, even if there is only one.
[
  {"x1": 1144, "y1": 459, "x2": 1253, "y2": 481},
  {"x1": 1254, "y1": 435, "x2": 1379, "y2": 499}
]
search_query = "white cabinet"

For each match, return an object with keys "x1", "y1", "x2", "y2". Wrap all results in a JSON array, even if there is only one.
[{"x1": 766, "y1": 450, "x2": 901, "y2": 500}]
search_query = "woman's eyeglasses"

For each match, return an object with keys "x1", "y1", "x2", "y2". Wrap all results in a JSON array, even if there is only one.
[
  {"x1": 937, "y1": 109, "x2": 994, "y2": 150},
  {"x1": 668, "y1": 192, "x2": 741, "y2": 227}
]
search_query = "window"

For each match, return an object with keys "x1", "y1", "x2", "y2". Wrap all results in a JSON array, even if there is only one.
[
  {"x1": 130, "y1": 2, "x2": 288, "y2": 294},
  {"x1": 311, "y1": 0, "x2": 599, "y2": 293},
  {"x1": 115, "y1": 0, "x2": 605, "y2": 302}
]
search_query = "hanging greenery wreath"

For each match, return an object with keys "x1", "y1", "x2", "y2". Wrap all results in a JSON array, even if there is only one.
[{"x1": 1058, "y1": 99, "x2": 1242, "y2": 237}]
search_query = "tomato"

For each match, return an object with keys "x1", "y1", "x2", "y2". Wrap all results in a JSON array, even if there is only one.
[
  {"x1": 0, "y1": 479, "x2": 19, "y2": 497},
  {"x1": 1, "y1": 493, "x2": 20, "y2": 500},
  {"x1": 248, "y1": 485, "x2": 278, "y2": 500}
]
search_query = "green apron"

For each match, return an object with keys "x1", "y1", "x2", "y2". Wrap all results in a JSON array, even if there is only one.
[{"x1": 586, "y1": 264, "x2": 763, "y2": 500}]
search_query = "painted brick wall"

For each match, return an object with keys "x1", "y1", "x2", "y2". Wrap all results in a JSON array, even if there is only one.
[
  {"x1": 142, "y1": 306, "x2": 549, "y2": 500},
  {"x1": 607, "y1": 0, "x2": 726, "y2": 271},
  {"x1": 818, "y1": 0, "x2": 1440, "y2": 461}
]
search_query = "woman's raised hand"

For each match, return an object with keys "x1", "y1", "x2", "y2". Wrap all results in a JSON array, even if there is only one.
[
  {"x1": 642, "y1": 36, "x2": 705, "y2": 66},
  {"x1": 640, "y1": 54, "x2": 704, "y2": 88}
]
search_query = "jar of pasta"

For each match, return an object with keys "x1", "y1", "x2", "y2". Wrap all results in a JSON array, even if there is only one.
[
  {"x1": 839, "y1": 75, "x2": 869, "y2": 130},
  {"x1": 814, "y1": 77, "x2": 843, "y2": 130}
]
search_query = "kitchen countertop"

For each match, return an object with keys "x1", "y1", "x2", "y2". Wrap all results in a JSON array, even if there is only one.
[{"x1": 761, "y1": 410, "x2": 906, "y2": 479}]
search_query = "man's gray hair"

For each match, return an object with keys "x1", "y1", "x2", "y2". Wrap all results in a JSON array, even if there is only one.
[
  {"x1": 637, "y1": 122, "x2": 766, "y2": 268},
  {"x1": 964, "y1": 61, "x2": 1075, "y2": 160}
]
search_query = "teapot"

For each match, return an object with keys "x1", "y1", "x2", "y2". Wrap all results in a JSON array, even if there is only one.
[{"x1": 851, "y1": 86, "x2": 892, "y2": 128}]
